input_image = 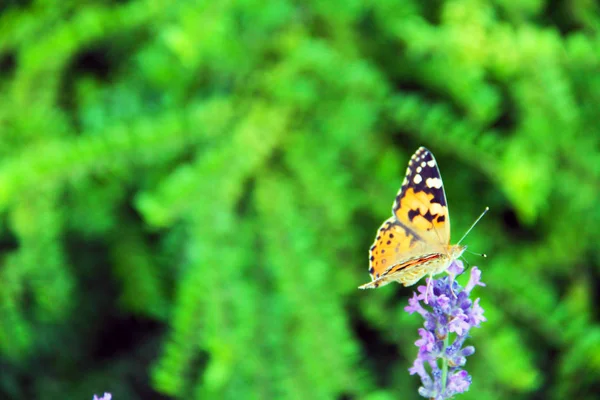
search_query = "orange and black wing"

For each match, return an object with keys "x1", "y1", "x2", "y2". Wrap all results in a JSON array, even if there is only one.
[
  {"x1": 364, "y1": 217, "x2": 432, "y2": 283},
  {"x1": 392, "y1": 146, "x2": 450, "y2": 247}
]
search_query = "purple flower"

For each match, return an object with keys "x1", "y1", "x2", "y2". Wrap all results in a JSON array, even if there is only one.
[
  {"x1": 93, "y1": 393, "x2": 112, "y2": 400},
  {"x1": 405, "y1": 261, "x2": 485, "y2": 399}
]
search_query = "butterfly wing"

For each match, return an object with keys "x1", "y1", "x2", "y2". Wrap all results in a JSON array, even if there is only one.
[
  {"x1": 364, "y1": 216, "x2": 434, "y2": 282},
  {"x1": 360, "y1": 147, "x2": 452, "y2": 288},
  {"x1": 392, "y1": 146, "x2": 450, "y2": 247}
]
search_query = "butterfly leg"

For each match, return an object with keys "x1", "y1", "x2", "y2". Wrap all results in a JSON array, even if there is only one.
[
  {"x1": 424, "y1": 274, "x2": 434, "y2": 304},
  {"x1": 446, "y1": 270, "x2": 457, "y2": 298}
]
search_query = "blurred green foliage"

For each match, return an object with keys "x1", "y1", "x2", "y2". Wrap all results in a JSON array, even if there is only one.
[{"x1": 0, "y1": 0, "x2": 599, "y2": 399}]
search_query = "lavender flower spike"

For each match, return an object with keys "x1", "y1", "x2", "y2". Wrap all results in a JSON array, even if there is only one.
[
  {"x1": 405, "y1": 261, "x2": 486, "y2": 399},
  {"x1": 93, "y1": 393, "x2": 112, "y2": 400}
]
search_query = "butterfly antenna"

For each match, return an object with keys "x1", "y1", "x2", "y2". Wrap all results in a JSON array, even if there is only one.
[
  {"x1": 457, "y1": 207, "x2": 489, "y2": 245},
  {"x1": 465, "y1": 249, "x2": 487, "y2": 258}
]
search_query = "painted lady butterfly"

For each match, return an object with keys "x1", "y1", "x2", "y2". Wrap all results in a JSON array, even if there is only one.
[{"x1": 359, "y1": 146, "x2": 481, "y2": 290}]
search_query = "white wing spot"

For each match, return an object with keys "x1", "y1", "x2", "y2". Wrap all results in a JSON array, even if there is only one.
[
  {"x1": 428, "y1": 160, "x2": 436, "y2": 167},
  {"x1": 416, "y1": 166, "x2": 422, "y2": 173},
  {"x1": 413, "y1": 174, "x2": 422, "y2": 184},
  {"x1": 421, "y1": 161, "x2": 426, "y2": 167},
  {"x1": 426, "y1": 177, "x2": 443, "y2": 189}
]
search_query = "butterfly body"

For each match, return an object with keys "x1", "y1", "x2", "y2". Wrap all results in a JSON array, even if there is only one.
[
  {"x1": 359, "y1": 147, "x2": 464, "y2": 290},
  {"x1": 358, "y1": 245, "x2": 465, "y2": 289}
]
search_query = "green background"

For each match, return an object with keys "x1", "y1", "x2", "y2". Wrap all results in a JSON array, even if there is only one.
[{"x1": 0, "y1": 0, "x2": 599, "y2": 399}]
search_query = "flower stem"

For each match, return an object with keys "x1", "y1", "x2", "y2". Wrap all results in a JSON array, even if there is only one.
[{"x1": 441, "y1": 334, "x2": 449, "y2": 394}]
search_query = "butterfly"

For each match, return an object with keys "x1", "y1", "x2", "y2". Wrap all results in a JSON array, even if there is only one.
[{"x1": 359, "y1": 146, "x2": 475, "y2": 291}]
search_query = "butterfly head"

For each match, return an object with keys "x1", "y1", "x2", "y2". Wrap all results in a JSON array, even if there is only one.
[{"x1": 449, "y1": 244, "x2": 467, "y2": 261}]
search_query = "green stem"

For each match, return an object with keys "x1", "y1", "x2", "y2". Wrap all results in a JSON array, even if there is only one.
[{"x1": 441, "y1": 334, "x2": 449, "y2": 394}]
